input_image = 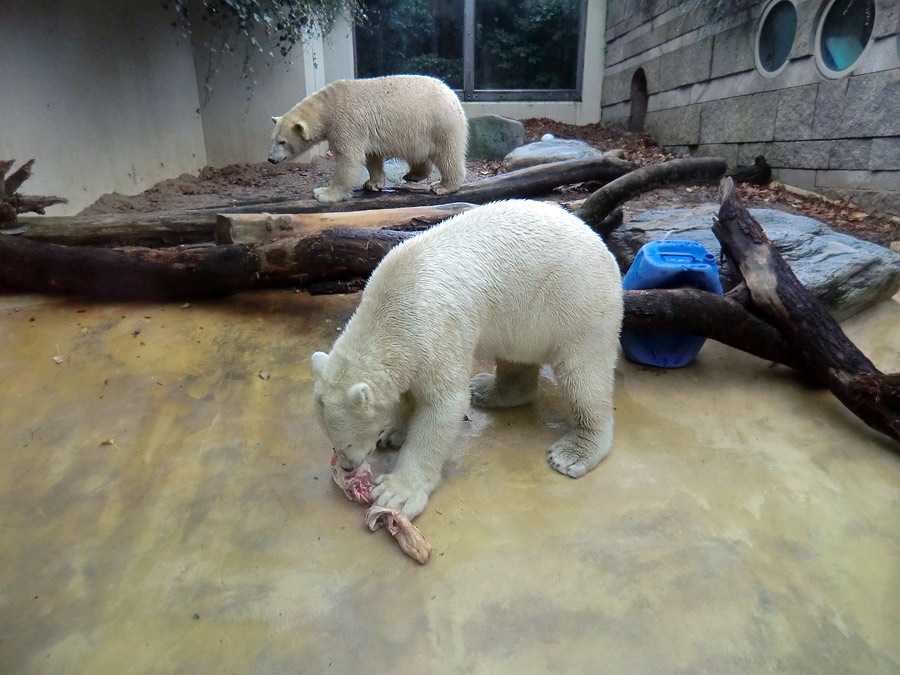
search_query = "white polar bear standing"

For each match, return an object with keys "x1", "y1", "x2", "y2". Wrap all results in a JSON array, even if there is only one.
[
  {"x1": 268, "y1": 74, "x2": 468, "y2": 203},
  {"x1": 311, "y1": 199, "x2": 624, "y2": 519}
]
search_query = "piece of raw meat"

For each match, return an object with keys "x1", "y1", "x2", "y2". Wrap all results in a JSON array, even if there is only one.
[
  {"x1": 330, "y1": 452, "x2": 374, "y2": 504},
  {"x1": 330, "y1": 452, "x2": 432, "y2": 564},
  {"x1": 364, "y1": 505, "x2": 433, "y2": 564}
]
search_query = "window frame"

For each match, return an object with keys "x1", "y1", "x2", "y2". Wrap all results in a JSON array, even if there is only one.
[{"x1": 354, "y1": 0, "x2": 587, "y2": 102}]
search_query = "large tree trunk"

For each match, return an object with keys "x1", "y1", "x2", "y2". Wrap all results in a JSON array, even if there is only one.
[
  {"x1": 0, "y1": 225, "x2": 800, "y2": 369},
  {"x1": 714, "y1": 177, "x2": 900, "y2": 443},
  {"x1": 11, "y1": 212, "x2": 218, "y2": 247},
  {"x1": 13, "y1": 157, "x2": 637, "y2": 247},
  {"x1": 215, "y1": 202, "x2": 475, "y2": 244},
  {"x1": 0, "y1": 227, "x2": 414, "y2": 300}
]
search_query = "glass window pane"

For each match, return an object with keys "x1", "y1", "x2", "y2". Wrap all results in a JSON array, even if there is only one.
[
  {"x1": 355, "y1": 0, "x2": 464, "y2": 89},
  {"x1": 474, "y1": 0, "x2": 581, "y2": 90},
  {"x1": 758, "y1": 1, "x2": 797, "y2": 73},
  {"x1": 819, "y1": 0, "x2": 875, "y2": 73}
]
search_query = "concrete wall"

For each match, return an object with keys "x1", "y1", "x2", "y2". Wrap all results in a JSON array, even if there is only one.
[
  {"x1": 0, "y1": 0, "x2": 207, "y2": 215},
  {"x1": 195, "y1": 15, "x2": 357, "y2": 167},
  {"x1": 602, "y1": 0, "x2": 900, "y2": 217}
]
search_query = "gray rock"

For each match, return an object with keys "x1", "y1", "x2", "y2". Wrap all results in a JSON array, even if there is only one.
[
  {"x1": 502, "y1": 138, "x2": 604, "y2": 171},
  {"x1": 467, "y1": 115, "x2": 525, "y2": 160},
  {"x1": 608, "y1": 205, "x2": 900, "y2": 321}
]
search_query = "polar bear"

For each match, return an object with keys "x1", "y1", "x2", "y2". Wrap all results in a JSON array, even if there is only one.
[
  {"x1": 311, "y1": 199, "x2": 623, "y2": 519},
  {"x1": 268, "y1": 75, "x2": 468, "y2": 203}
]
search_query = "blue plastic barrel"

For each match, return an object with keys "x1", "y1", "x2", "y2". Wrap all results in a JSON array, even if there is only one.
[{"x1": 620, "y1": 240, "x2": 723, "y2": 368}]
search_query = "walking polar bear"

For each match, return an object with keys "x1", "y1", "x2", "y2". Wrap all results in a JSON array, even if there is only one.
[
  {"x1": 311, "y1": 199, "x2": 624, "y2": 519},
  {"x1": 269, "y1": 74, "x2": 468, "y2": 203}
]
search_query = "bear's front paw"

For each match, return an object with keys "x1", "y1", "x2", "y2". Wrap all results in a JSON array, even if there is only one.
[
  {"x1": 377, "y1": 423, "x2": 407, "y2": 449},
  {"x1": 547, "y1": 430, "x2": 610, "y2": 478},
  {"x1": 371, "y1": 473, "x2": 430, "y2": 520},
  {"x1": 313, "y1": 186, "x2": 351, "y2": 203},
  {"x1": 363, "y1": 178, "x2": 384, "y2": 192}
]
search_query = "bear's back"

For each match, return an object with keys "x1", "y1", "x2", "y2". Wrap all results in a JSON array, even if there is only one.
[
  {"x1": 328, "y1": 75, "x2": 462, "y2": 120},
  {"x1": 364, "y1": 199, "x2": 621, "y2": 324}
]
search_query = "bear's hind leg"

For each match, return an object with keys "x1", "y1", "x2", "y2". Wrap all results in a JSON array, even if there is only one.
[
  {"x1": 403, "y1": 159, "x2": 433, "y2": 183},
  {"x1": 364, "y1": 154, "x2": 386, "y2": 192},
  {"x1": 547, "y1": 347, "x2": 617, "y2": 478},
  {"x1": 470, "y1": 360, "x2": 539, "y2": 408},
  {"x1": 430, "y1": 144, "x2": 466, "y2": 196}
]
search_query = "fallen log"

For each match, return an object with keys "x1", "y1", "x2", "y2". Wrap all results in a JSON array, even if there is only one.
[
  {"x1": 12, "y1": 156, "x2": 636, "y2": 247},
  {"x1": 215, "y1": 202, "x2": 475, "y2": 244},
  {"x1": 623, "y1": 288, "x2": 799, "y2": 370},
  {"x1": 714, "y1": 177, "x2": 900, "y2": 444},
  {"x1": 575, "y1": 157, "x2": 728, "y2": 234},
  {"x1": 195, "y1": 156, "x2": 639, "y2": 215},
  {"x1": 0, "y1": 226, "x2": 413, "y2": 300},
  {"x1": 13, "y1": 211, "x2": 218, "y2": 247},
  {"x1": 0, "y1": 221, "x2": 803, "y2": 370}
]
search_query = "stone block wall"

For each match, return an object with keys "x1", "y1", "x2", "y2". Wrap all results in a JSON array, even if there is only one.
[{"x1": 602, "y1": 0, "x2": 900, "y2": 217}]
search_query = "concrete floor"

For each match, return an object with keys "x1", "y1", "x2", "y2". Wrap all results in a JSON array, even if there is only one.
[{"x1": 1, "y1": 289, "x2": 899, "y2": 674}]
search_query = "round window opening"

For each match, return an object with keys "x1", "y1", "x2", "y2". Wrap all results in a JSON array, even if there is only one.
[
  {"x1": 816, "y1": 0, "x2": 876, "y2": 76},
  {"x1": 757, "y1": 0, "x2": 798, "y2": 75}
]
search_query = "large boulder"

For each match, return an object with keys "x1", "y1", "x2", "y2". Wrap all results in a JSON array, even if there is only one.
[
  {"x1": 503, "y1": 137, "x2": 604, "y2": 170},
  {"x1": 608, "y1": 205, "x2": 900, "y2": 321},
  {"x1": 467, "y1": 115, "x2": 525, "y2": 160}
]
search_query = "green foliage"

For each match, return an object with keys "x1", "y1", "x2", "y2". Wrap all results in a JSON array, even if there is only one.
[
  {"x1": 476, "y1": 0, "x2": 580, "y2": 89},
  {"x1": 164, "y1": 0, "x2": 363, "y2": 58},
  {"x1": 163, "y1": 0, "x2": 362, "y2": 104}
]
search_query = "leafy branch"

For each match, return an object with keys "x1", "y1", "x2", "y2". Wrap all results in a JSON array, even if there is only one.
[{"x1": 163, "y1": 0, "x2": 364, "y2": 103}]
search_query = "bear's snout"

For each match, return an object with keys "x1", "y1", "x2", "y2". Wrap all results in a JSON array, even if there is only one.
[{"x1": 268, "y1": 157, "x2": 278, "y2": 164}]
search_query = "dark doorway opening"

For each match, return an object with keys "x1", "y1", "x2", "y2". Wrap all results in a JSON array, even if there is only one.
[{"x1": 628, "y1": 68, "x2": 648, "y2": 132}]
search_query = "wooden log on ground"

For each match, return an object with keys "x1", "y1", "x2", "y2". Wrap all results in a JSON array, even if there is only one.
[
  {"x1": 0, "y1": 226, "x2": 414, "y2": 300},
  {"x1": 201, "y1": 156, "x2": 639, "y2": 215},
  {"x1": 575, "y1": 157, "x2": 728, "y2": 235},
  {"x1": 623, "y1": 288, "x2": 799, "y2": 369},
  {"x1": 215, "y1": 202, "x2": 475, "y2": 244},
  {"x1": 14, "y1": 211, "x2": 219, "y2": 247},
  {"x1": 11, "y1": 157, "x2": 636, "y2": 247},
  {"x1": 0, "y1": 213, "x2": 796, "y2": 369},
  {"x1": 714, "y1": 177, "x2": 900, "y2": 444},
  {"x1": 0, "y1": 220, "x2": 802, "y2": 371}
]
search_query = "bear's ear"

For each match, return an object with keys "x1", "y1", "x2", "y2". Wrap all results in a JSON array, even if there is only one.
[
  {"x1": 310, "y1": 351, "x2": 329, "y2": 378},
  {"x1": 348, "y1": 382, "x2": 373, "y2": 409},
  {"x1": 271, "y1": 115, "x2": 281, "y2": 124},
  {"x1": 294, "y1": 121, "x2": 310, "y2": 140}
]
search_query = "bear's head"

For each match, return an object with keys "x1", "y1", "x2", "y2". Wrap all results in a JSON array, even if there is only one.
[
  {"x1": 310, "y1": 351, "x2": 385, "y2": 472},
  {"x1": 268, "y1": 114, "x2": 317, "y2": 164}
]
